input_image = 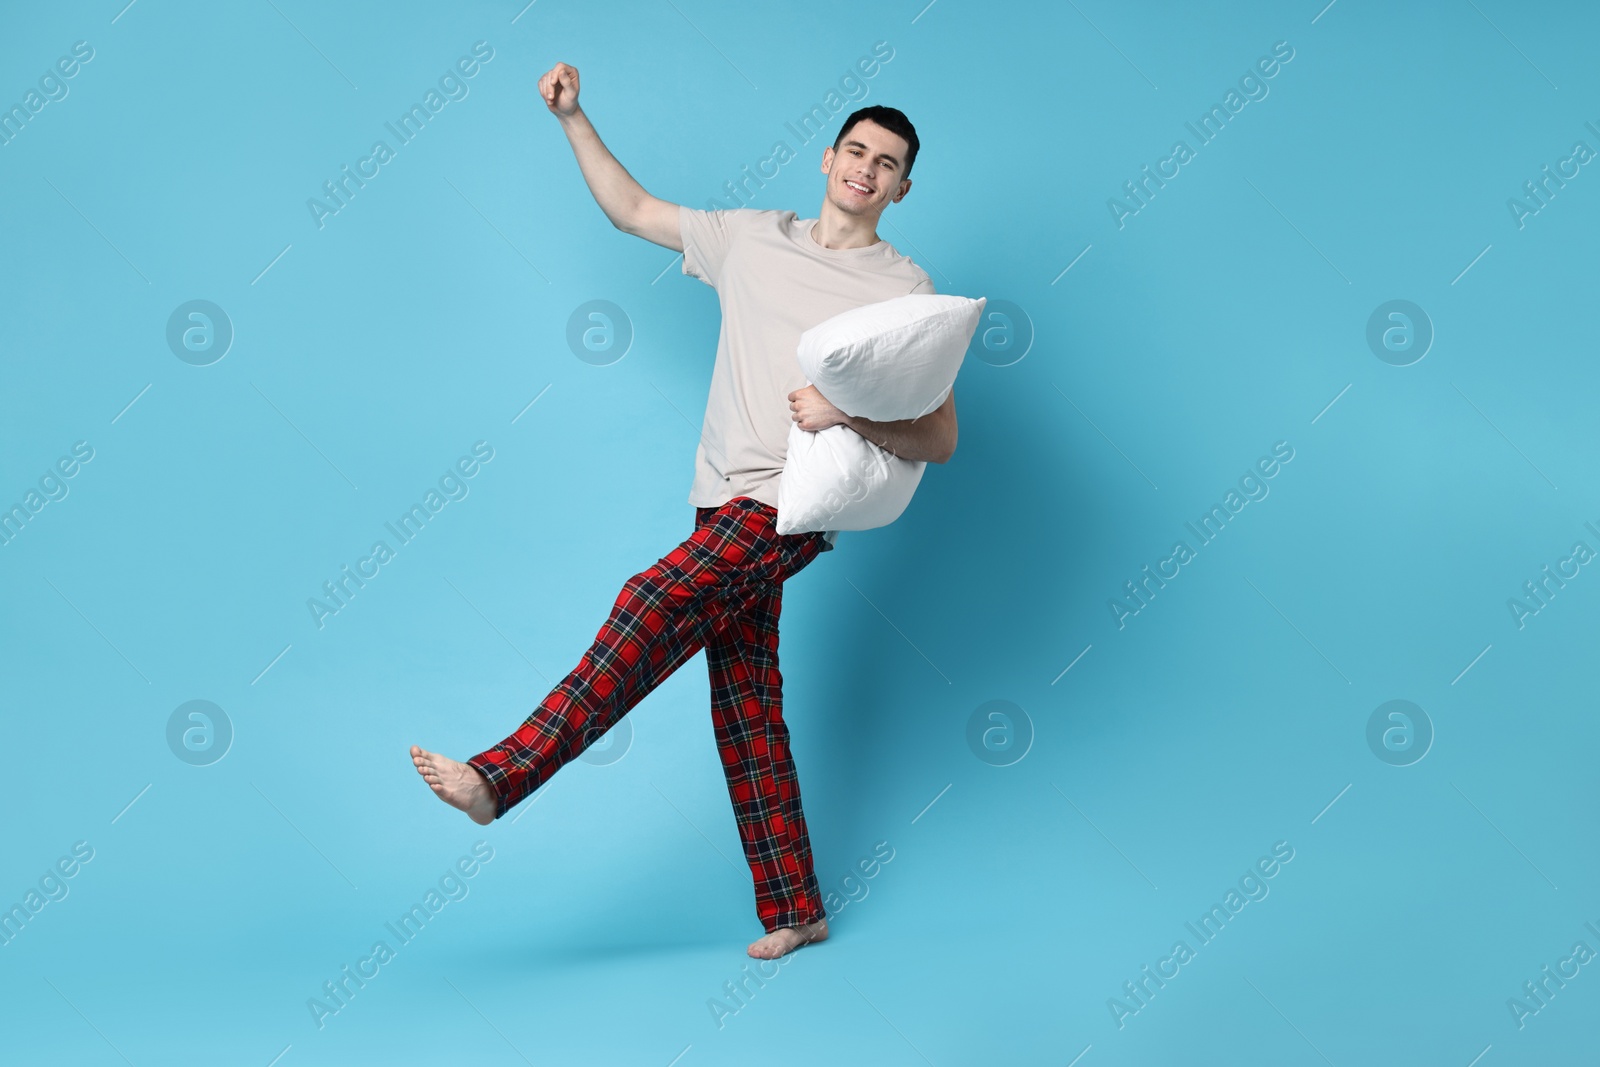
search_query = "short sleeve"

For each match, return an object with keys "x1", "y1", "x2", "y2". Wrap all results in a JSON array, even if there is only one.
[
  {"x1": 679, "y1": 205, "x2": 735, "y2": 288},
  {"x1": 910, "y1": 273, "x2": 937, "y2": 295}
]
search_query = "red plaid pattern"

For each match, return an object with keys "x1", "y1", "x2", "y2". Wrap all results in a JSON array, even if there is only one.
[{"x1": 467, "y1": 496, "x2": 830, "y2": 932}]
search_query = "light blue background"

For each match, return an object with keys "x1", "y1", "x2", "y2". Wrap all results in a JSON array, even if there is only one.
[{"x1": 2, "y1": 0, "x2": 1597, "y2": 1063}]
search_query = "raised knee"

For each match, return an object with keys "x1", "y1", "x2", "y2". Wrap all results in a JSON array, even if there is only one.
[
  {"x1": 623, "y1": 568, "x2": 663, "y2": 596},
  {"x1": 621, "y1": 566, "x2": 694, "y2": 613}
]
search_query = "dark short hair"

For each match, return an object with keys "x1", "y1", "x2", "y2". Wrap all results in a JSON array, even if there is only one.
[{"x1": 833, "y1": 105, "x2": 919, "y2": 181}]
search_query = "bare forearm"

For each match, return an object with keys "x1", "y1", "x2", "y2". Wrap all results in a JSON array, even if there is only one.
[
  {"x1": 557, "y1": 107, "x2": 648, "y2": 230},
  {"x1": 842, "y1": 410, "x2": 955, "y2": 464}
]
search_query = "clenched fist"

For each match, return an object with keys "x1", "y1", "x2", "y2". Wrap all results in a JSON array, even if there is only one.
[{"x1": 539, "y1": 62, "x2": 580, "y2": 117}]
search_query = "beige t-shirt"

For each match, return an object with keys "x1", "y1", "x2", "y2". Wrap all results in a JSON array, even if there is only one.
[{"x1": 678, "y1": 205, "x2": 936, "y2": 545}]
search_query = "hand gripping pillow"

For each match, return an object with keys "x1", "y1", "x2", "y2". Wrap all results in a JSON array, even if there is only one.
[{"x1": 776, "y1": 294, "x2": 986, "y2": 535}]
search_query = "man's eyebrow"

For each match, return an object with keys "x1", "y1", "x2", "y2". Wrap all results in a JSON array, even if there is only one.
[{"x1": 842, "y1": 139, "x2": 900, "y2": 168}]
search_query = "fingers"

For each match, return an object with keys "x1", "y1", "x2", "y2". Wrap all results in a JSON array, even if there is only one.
[{"x1": 540, "y1": 63, "x2": 578, "y2": 109}]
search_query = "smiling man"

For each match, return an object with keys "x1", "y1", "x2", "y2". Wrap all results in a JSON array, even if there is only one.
[{"x1": 411, "y1": 61, "x2": 955, "y2": 961}]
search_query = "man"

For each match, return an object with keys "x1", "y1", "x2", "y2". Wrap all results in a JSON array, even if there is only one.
[{"x1": 411, "y1": 61, "x2": 956, "y2": 960}]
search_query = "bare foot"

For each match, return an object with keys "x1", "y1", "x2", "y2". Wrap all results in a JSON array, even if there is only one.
[
  {"x1": 411, "y1": 744, "x2": 497, "y2": 826},
  {"x1": 747, "y1": 917, "x2": 828, "y2": 959}
]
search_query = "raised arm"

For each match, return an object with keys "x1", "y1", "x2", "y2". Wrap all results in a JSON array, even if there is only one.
[{"x1": 539, "y1": 62, "x2": 683, "y2": 251}]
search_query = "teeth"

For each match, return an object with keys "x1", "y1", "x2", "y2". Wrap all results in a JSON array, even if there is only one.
[{"x1": 846, "y1": 180, "x2": 870, "y2": 193}]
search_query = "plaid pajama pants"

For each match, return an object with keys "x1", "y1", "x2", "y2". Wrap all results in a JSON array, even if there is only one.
[{"x1": 466, "y1": 495, "x2": 831, "y2": 932}]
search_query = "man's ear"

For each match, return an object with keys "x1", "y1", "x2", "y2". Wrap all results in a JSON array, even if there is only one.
[
  {"x1": 893, "y1": 178, "x2": 912, "y2": 203},
  {"x1": 820, "y1": 147, "x2": 834, "y2": 175}
]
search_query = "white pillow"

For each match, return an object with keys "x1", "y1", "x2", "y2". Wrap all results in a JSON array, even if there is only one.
[
  {"x1": 797, "y1": 294, "x2": 986, "y2": 421},
  {"x1": 776, "y1": 424, "x2": 924, "y2": 534},
  {"x1": 776, "y1": 293, "x2": 985, "y2": 535}
]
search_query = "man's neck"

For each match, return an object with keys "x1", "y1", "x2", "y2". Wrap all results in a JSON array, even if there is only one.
[{"x1": 811, "y1": 208, "x2": 881, "y2": 250}]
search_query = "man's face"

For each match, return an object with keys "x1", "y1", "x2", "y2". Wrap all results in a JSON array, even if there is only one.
[{"x1": 821, "y1": 119, "x2": 911, "y2": 221}]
